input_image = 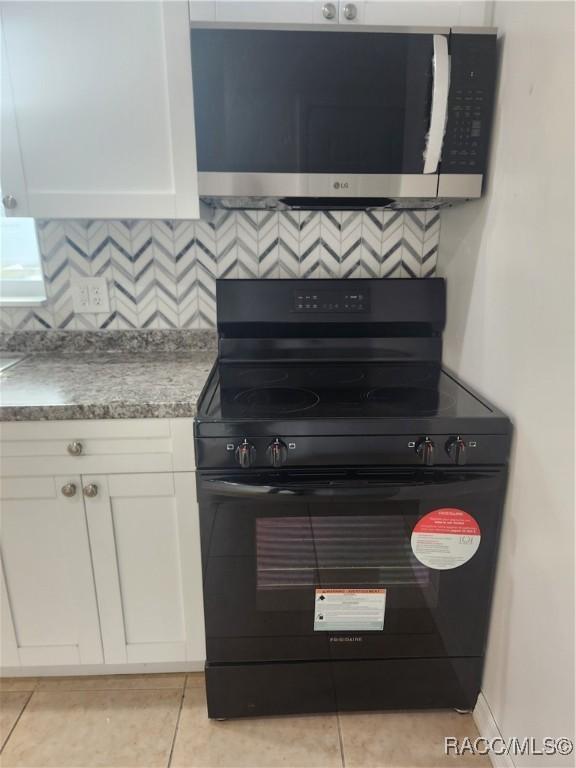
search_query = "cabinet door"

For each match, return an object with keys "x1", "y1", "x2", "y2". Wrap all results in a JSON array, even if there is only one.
[
  {"x1": 1, "y1": 1, "x2": 199, "y2": 219},
  {"x1": 0, "y1": 476, "x2": 102, "y2": 667},
  {"x1": 190, "y1": 1, "x2": 338, "y2": 24},
  {"x1": 362, "y1": 1, "x2": 488, "y2": 27},
  {"x1": 84, "y1": 473, "x2": 205, "y2": 664}
]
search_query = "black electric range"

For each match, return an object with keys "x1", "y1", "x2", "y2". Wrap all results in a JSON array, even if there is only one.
[{"x1": 194, "y1": 278, "x2": 512, "y2": 719}]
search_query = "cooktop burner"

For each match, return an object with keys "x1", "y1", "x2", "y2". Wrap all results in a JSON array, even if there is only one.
[
  {"x1": 306, "y1": 367, "x2": 366, "y2": 385},
  {"x1": 237, "y1": 368, "x2": 289, "y2": 386},
  {"x1": 234, "y1": 387, "x2": 321, "y2": 415},
  {"x1": 366, "y1": 386, "x2": 456, "y2": 415}
]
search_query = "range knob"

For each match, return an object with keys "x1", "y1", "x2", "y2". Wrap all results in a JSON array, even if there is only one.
[
  {"x1": 235, "y1": 439, "x2": 256, "y2": 469},
  {"x1": 266, "y1": 438, "x2": 287, "y2": 468},
  {"x1": 416, "y1": 437, "x2": 435, "y2": 466},
  {"x1": 446, "y1": 436, "x2": 467, "y2": 465}
]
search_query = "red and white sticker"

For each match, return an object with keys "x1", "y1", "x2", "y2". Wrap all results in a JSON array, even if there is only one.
[{"x1": 411, "y1": 508, "x2": 481, "y2": 570}]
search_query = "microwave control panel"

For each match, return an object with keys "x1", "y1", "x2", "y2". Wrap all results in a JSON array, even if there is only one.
[{"x1": 442, "y1": 34, "x2": 497, "y2": 174}]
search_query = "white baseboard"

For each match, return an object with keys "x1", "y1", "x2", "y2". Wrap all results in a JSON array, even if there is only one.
[
  {"x1": 474, "y1": 692, "x2": 516, "y2": 768},
  {"x1": 0, "y1": 661, "x2": 204, "y2": 677}
]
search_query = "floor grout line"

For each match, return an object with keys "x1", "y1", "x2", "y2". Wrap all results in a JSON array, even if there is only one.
[
  {"x1": 0, "y1": 689, "x2": 34, "y2": 754},
  {"x1": 166, "y1": 684, "x2": 187, "y2": 768},
  {"x1": 32, "y1": 686, "x2": 186, "y2": 693},
  {"x1": 336, "y1": 712, "x2": 346, "y2": 768}
]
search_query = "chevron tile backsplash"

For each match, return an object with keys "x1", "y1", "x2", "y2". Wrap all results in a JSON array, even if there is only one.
[{"x1": 0, "y1": 210, "x2": 440, "y2": 331}]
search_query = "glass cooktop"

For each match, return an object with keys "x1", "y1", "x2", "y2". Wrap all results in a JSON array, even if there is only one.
[{"x1": 200, "y1": 362, "x2": 494, "y2": 421}]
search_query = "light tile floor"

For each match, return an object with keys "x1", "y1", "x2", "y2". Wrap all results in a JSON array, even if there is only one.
[{"x1": 0, "y1": 674, "x2": 490, "y2": 767}]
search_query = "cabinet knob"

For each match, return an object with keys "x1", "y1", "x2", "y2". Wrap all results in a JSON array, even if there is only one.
[
  {"x1": 343, "y1": 3, "x2": 357, "y2": 20},
  {"x1": 61, "y1": 482, "x2": 77, "y2": 498},
  {"x1": 322, "y1": 2, "x2": 336, "y2": 19},
  {"x1": 83, "y1": 483, "x2": 98, "y2": 498},
  {"x1": 2, "y1": 194, "x2": 17, "y2": 210},
  {"x1": 67, "y1": 441, "x2": 83, "y2": 456}
]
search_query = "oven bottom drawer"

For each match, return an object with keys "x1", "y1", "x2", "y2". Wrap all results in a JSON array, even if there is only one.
[{"x1": 205, "y1": 657, "x2": 483, "y2": 719}]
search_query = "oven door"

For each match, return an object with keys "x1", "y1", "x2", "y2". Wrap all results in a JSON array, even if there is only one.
[
  {"x1": 191, "y1": 28, "x2": 450, "y2": 199},
  {"x1": 197, "y1": 467, "x2": 506, "y2": 663}
]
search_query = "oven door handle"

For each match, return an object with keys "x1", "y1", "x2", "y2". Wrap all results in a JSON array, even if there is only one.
[
  {"x1": 204, "y1": 480, "x2": 399, "y2": 498},
  {"x1": 203, "y1": 473, "x2": 502, "y2": 499}
]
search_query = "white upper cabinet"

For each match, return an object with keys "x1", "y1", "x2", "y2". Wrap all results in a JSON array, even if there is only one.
[
  {"x1": 1, "y1": 1, "x2": 199, "y2": 220},
  {"x1": 189, "y1": 0, "x2": 490, "y2": 27},
  {"x1": 361, "y1": 1, "x2": 491, "y2": 27},
  {"x1": 190, "y1": 1, "x2": 336, "y2": 24}
]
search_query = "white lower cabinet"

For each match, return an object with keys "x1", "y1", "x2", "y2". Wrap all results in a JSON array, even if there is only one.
[
  {"x1": 84, "y1": 472, "x2": 203, "y2": 665},
  {"x1": 0, "y1": 475, "x2": 102, "y2": 667},
  {"x1": 0, "y1": 418, "x2": 205, "y2": 673}
]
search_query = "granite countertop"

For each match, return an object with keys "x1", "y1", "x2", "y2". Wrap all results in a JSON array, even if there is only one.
[{"x1": 0, "y1": 331, "x2": 216, "y2": 421}]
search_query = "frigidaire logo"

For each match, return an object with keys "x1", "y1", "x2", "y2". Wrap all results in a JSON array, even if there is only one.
[
  {"x1": 333, "y1": 181, "x2": 350, "y2": 190},
  {"x1": 330, "y1": 636, "x2": 363, "y2": 642}
]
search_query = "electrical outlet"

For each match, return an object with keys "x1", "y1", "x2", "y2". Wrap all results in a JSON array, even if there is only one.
[{"x1": 72, "y1": 277, "x2": 110, "y2": 314}]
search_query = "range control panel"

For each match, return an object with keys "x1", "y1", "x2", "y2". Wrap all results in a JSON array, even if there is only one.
[
  {"x1": 293, "y1": 288, "x2": 369, "y2": 313},
  {"x1": 442, "y1": 33, "x2": 497, "y2": 174},
  {"x1": 196, "y1": 434, "x2": 511, "y2": 469}
]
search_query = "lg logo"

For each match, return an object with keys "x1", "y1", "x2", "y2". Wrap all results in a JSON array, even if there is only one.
[{"x1": 333, "y1": 181, "x2": 350, "y2": 190}]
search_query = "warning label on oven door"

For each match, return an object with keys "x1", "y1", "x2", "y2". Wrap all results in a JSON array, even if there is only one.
[{"x1": 314, "y1": 588, "x2": 386, "y2": 632}]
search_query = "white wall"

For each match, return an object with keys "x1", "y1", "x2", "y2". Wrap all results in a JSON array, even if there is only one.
[{"x1": 438, "y1": 2, "x2": 575, "y2": 764}]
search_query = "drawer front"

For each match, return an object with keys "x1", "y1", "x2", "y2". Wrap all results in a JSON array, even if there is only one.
[{"x1": 0, "y1": 418, "x2": 195, "y2": 476}]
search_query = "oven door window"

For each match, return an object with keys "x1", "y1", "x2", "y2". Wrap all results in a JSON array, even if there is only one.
[
  {"x1": 191, "y1": 30, "x2": 433, "y2": 174},
  {"x1": 198, "y1": 470, "x2": 505, "y2": 663},
  {"x1": 256, "y1": 513, "x2": 430, "y2": 589},
  {"x1": 255, "y1": 510, "x2": 437, "y2": 636}
]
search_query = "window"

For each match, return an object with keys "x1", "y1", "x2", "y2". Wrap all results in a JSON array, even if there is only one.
[{"x1": 0, "y1": 217, "x2": 46, "y2": 303}]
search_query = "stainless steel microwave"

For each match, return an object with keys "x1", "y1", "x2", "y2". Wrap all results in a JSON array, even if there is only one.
[{"x1": 190, "y1": 25, "x2": 498, "y2": 209}]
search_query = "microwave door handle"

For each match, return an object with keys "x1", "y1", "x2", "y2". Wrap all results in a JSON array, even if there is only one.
[{"x1": 423, "y1": 34, "x2": 450, "y2": 174}]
